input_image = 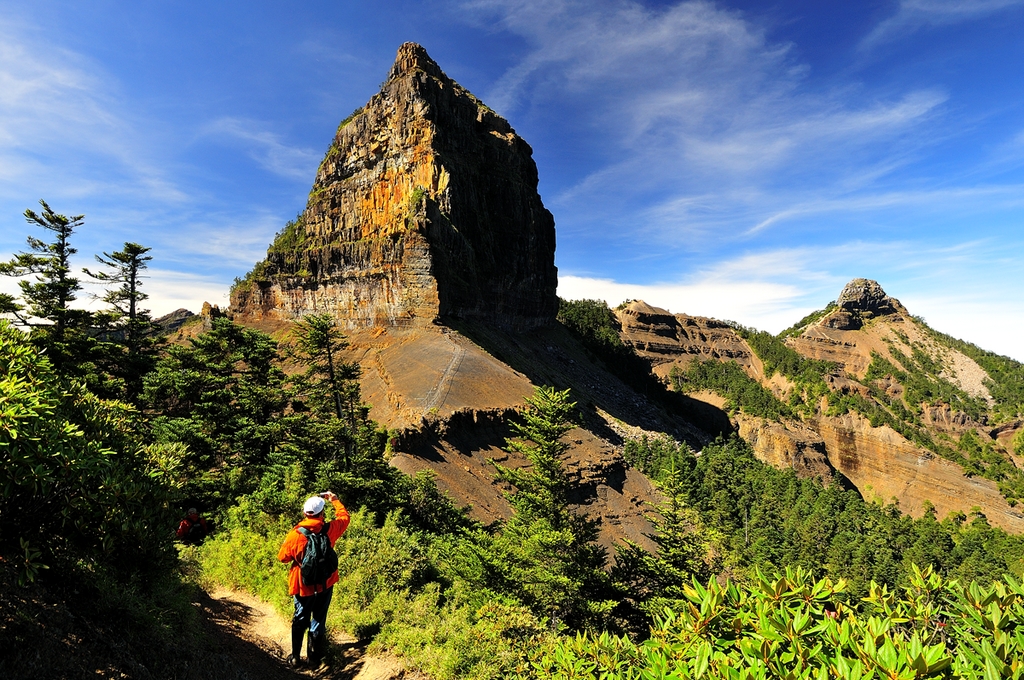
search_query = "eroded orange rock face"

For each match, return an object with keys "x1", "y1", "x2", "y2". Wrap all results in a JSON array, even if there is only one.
[
  {"x1": 230, "y1": 43, "x2": 558, "y2": 330},
  {"x1": 735, "y1": 415, "x2": 837, "y2": 481},
  {"x1": 617, "y1": 280, "x2": 1024, "y2": 532},
  {"x1": 812, "y1": 412, "x2": 1024, "y2": 531}
]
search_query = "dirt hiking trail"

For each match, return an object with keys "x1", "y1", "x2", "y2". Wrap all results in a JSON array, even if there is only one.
[{"x1": 201, "y1": 589, "x2": 425, "y2": 680}]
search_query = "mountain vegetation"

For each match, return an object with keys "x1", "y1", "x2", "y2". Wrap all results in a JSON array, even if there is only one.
[
  {"x1": 921, "y1": 322, "x2": 1024, "y2": 424},
  {"x1": 4, "y1": 205, "x2": 1024, "y2": 678}
]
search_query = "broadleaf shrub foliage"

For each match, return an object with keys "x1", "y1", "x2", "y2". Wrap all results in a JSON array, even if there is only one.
[{"x1": 534, "y1": 566, "x2": 1024, "y2": 679}]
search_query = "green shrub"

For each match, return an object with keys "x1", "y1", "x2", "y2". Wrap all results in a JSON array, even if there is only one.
[
  {"x1": 267, "y1": 213, "x2": 307, "y2": 254},
  {"x1": 535, "y1": 566, "x2": 1024, "y2": 679},
  {"x1": 0, "y1": 320, "x2": 180, "y2": 583}
]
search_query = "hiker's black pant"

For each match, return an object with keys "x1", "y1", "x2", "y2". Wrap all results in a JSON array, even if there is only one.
[{"x1": 292, "y1": 587, "x2": 333, "y2": 660}]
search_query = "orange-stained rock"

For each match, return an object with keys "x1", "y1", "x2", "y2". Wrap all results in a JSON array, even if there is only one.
[
  {"x1": 812, "y1": 412, "x2": 1024, "y2": 532},
  {"x1": 230, "y1": 43, "x2": 557, "y2": 331}
]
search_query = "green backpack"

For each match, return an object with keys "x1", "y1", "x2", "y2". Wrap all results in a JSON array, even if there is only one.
[{"x1": 297, "y1": 525, "x2": 339, "y2": 589}]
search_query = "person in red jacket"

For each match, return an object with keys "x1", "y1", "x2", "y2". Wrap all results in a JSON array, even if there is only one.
[
  {"x1": 175, "y1": 508, "x2": 210, "y2": 544},
  {"x1": 277, "y1": 491, "x2": 350, "y2": 667}
]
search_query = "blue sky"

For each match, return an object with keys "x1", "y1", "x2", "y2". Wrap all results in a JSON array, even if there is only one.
[{"x1": 1, "y1": 0, "x2": 1023, "y2": 359}]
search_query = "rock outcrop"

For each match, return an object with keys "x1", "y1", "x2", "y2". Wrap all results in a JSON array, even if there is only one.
[
  {"x1": 615, "y1": 301, "x2": 759, "y2": 380},
  {"x1": 613, "y1": 283, "x2": 1024, "y2": 532},
  {"x1": 820, "y1": 278, "x2": 908, "y2": 330},
  {"x1": 813, "y1": 412, "x2": 1024, "y2": 531},
  {"x1": 736, "y1": 415, "x2": 838, "y2": 481},
  {"x1": 230, "y1": 43, "x2": 558, "y2": 330}
]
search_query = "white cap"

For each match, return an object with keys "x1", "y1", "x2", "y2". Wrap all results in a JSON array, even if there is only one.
[{"x1": 303, "y1": 496, "x2": 326, "y2": 516}]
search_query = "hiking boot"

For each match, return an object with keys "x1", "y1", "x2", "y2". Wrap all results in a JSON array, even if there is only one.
[{"x1": 287, "y1": 654, "x2": 304, "y2": 668}]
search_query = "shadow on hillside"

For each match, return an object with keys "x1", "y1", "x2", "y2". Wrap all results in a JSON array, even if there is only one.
[
  {"x1": 444, "y1": 317, "x2": 733, "y2": 445},
  {"x1": 198, "y1": 591, "x2": 307, "y2": 679}
]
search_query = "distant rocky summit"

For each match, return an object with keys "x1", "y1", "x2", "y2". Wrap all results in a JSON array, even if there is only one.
[
  {"x1": 820, "y1": 278, "x2": 909, "y2": 330},
  {"x1": 230, "y1": 42, "x2": 558, "y2": 330}
]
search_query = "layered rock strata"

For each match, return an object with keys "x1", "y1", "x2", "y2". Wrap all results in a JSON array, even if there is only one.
[
  {"x1": 813, "y1": 412, "x2": 1024, "y2": 531},
  {"x1": 616, "y1": 282, "x2": 1024, "y2": 531},
  {"x1": 230, "y1": 43, "x2": 558, "y2": 330},
  {"x1": 736, "y1": 415, "x2": 838, "y2": 481},
  {"x1": 615, "y1": 300, "x2": 759, "y2": 379}
]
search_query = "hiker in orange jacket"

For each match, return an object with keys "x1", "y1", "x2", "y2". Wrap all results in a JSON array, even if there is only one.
[{"x1": 278, "y1": 491, "x2": 349, "y2": 667}]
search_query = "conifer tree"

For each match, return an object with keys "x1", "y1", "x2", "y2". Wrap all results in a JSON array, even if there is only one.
[
  {"x1": 85, "y1": 242, "x2": 158, "y2": 401},
  {"x1": 292, "y1": 314, "x2": 358, "y2": 419},
  {"x1": 144, "y1": 317, "x2": 289, "y2": 487},
  {"x1": 614, "y1": 459, "x2": 719, "y2": 619},
  {"x1": 0, "y1": 200, "x2": 94, "y2": 377},
  {"x1": 289, "y1": 313, "x2": 390, "y2": 496},
  {"x1": 490, "y1": 386, "x2": 614, "y2": 630}
]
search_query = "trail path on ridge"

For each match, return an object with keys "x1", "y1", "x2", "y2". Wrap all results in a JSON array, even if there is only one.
[
  {"x1": 199, "y1": 589, "x2": 421, "y2": 680},
  {"x1": 420, "y1": 330, "x2": 465, "y2": 412}
]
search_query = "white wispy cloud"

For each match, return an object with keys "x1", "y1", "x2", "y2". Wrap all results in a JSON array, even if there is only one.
[
  {"x1": 468, "y1": 0, "x2": 957, "y2": 250},
  {"x1": 202, "y1": 117, "x2": 321, "y2": 180},
  {"x1": 159, "y1": 210, "x2": 289, "y2": 270},
  {"x1": 863, "y1": 0, "x2": 1024, "y2": 48},
  {"x1": 0, "y1": 18, "x2": 186, "y2": 206},
  {"x1": 142, "y1": 269, "x2": 233, "y2": 316},
  {"x1": 0, "y1": 18, "x2": 299, "y2": 300},
  {"x1": 743, "y1": 183, "x2": 1024, "y2": 236}
]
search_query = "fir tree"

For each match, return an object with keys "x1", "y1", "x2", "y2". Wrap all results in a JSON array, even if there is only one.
[
  {"x1": 290, "y1": 313, "x2": 362, "y2": 470},
  {"x1": 614, "y1": 458, "x2": 719, "y2": 620},
  {"x1": 85, "y1": 242, "x2": 158, "y2": 401},
  {"x1": 0, "y1": 200, "x2": 94, "y2": 377},
  {"x1": 489, "y1": 386, "x2": 614, "y2": 630}
]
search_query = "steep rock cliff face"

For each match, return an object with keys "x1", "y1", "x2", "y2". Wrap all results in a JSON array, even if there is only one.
[
  {"x1": 616, "y1": 301, "x2": 841, "y2": 479},
  {"x1": 812, "y1": 412, "x2": 1024, "y2": 531},
  {"x1": 230, "y1": 43, "x2": 558, "y2": 330},
  {"x1": 735, "y1": 415, "x2": 837, "y2": 481}
]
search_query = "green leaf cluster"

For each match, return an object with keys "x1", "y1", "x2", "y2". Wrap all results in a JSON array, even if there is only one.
[
  {"x1": 0, "y1": 320, "x2": 180, "y2": 584},
  {"x1": 536, "y1": 566, "x2": 1024, "y2": 680}
]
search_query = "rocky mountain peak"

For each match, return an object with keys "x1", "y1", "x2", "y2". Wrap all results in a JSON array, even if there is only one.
[
  {"x1": 388, "y1": 42, "x2": 445, "y2": 82},
  {"x1": 229, "y1": 43, "x2": 558, "y2": 330},
  {"x1": 837, "y1": 279, "x2": 905, "y2": 316},
  {"x1": 820, "y1": 278, "x2": 908, "y2": 330}
]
